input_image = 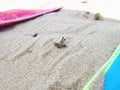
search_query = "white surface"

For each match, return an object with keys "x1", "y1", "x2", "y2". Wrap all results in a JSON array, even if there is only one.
[{"x1": 0, "y1": 0, "x2": 120, "y2": 20}]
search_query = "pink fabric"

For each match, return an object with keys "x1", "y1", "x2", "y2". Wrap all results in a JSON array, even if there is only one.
[{"x1": 0, "y1": 8, "x2": 61, "y2": 27}]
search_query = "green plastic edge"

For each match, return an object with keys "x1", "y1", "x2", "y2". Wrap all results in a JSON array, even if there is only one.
[{"x1": 83, "y1": 45, "x2": 120, "y2": 90}]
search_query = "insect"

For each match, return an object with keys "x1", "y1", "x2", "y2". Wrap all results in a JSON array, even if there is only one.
[{"x1": 54, "y1": 37, "x2": 67, "y2": 49}]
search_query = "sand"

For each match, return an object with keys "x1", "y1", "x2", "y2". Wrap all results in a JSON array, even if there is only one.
[{"x1": 0, "y1": 9, "x2": 120, "y2": 90}]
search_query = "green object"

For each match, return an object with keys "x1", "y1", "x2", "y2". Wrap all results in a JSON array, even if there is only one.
[{"x1": 83, "y1": 45, "x2": 120, "y2": 90}]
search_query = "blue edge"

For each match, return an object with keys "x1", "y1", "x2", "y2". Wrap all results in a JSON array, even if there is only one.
[{"x1": 104, "y1": 54, "x2": 120, "y2": 90}]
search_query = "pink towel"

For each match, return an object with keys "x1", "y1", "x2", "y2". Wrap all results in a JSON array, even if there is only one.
[{"x1": 0, "y1": 8, "x2": 61, "y2": 27}]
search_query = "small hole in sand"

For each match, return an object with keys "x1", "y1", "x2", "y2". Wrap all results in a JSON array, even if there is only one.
[
  {"x1": 86, "y1": 11, "x2": 89, "y2": 14},
  {"x1": 33, "y1": 33, "x2": 38, "y2": 37}
]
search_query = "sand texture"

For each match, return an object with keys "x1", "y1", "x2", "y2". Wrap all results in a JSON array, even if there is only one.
[{"x1": 0, "y1": 9, "x2": 120, "y2": 90}]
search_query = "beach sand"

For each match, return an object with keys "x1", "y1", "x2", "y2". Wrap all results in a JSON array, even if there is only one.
[{"x1": 0, "y1": 9, "x2": 120, "y2": 90}]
